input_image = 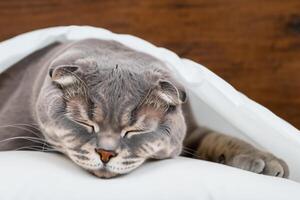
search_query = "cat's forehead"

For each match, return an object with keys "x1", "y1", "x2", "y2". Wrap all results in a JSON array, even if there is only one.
[
  {"x1": 84, "y1": 70, "x2": 147, "y2": 123},
  {"x1": 87, "y1": 66, "x2": 153, "y2": 100}
]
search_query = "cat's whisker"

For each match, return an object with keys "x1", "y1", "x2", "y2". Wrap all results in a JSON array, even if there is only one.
[
  {"x1": 183, "y1": 146, "x2": 197, "y2": 152},
  {"x1": 1, "y1": 123, "x2": 41, "y2": 131},
  {"x1": 181, "y1": 149, "x2": 203, "y2": 159},
  {"x1": 16, "y1": 146, "x2": 60, "y2": 153},
  {"x1": 182, "y1": 147, "x2": 196, "y2": 153},
  {"x1": 0, "y1": 124, "x2": 42, "y2": 138},
  {"x1": 15, "y1": 143, "x2": 62, "y2": 152},
  {"x1": 0, "y1": 136, "x2": 52, "y2": 147},
  {"x1": 14, "y1": 145, "x2": 53, "y2": 151},
  {"x1": 0, "y1": 136, "x2": 48, "y2": 143}
]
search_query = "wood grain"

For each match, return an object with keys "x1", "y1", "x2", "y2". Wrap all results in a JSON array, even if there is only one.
[{"x1": 0, "y1": 0, "x2": 299, "y2": 128}]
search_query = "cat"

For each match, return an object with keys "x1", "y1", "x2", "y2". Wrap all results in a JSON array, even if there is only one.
[{"x1": 0, "y1": 39, "x2": 289, "y2": 178}]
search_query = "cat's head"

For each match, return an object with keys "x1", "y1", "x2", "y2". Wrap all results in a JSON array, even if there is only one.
[{"x1": 36, "y1": 40, "x2": 187, "y2": 178}]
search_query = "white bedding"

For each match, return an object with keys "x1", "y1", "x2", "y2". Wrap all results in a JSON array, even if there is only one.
[
  {"x1": 0, "y1": 151, "x2": 299, "y2": 200},
  {"x1": 0, "y1": 26, "x2": 300, "y2": 199}
]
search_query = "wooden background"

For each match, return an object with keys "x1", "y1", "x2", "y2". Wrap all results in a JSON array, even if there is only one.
[{"x1": 0, "y1": 0, "x2": 299, "y2": 128}]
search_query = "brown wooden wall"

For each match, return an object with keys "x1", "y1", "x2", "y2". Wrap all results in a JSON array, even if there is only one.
[{"x1": 0, "y1": 0, "x2": 299, "y2": 128}]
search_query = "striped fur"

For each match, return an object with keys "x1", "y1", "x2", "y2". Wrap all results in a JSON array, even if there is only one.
[{"x1": 0, "y1": 39, "x2": 289, "y2": 178}]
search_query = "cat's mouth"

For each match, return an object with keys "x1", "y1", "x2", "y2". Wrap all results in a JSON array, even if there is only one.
[{"x1": 90, "y1": 168, "x2": 120, "y2": 178}]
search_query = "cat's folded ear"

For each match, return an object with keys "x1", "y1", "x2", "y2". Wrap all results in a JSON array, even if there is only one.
[
  {"x1": 153, "y1": 80, "x2": 187, "y2": 106},
  {"x1": 49, "y1": 65, "x2": 79, "y2": 86},
  {"x1": 158, "y1": 80, "x2": 186, "y2": 104}
]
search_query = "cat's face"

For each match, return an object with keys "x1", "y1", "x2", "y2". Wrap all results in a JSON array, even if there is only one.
[{"x1": 37, "y1": 48, "x2": 186, "y2": 178}]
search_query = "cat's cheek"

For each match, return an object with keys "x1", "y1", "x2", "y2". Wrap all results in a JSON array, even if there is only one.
[
  {"x1": 152, "y1": 144, "x2": 181, "y2": 159},
  {"x1": 106, "y1": 157, "x2": 146, "y2": 174},
  {"x1": 169, "y1": 145, "x2": 182, "y2": 158}
]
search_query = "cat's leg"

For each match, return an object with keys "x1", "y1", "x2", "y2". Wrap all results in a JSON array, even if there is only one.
[{"x1": 183, "y1": 128, "x2": 289, "y2": 178}]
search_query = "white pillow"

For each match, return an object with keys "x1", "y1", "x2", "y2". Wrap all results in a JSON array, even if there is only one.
[
  {"x1": 0, "y1": 26, "x2": 300, "y2": 199},
  {"x1": 0, "y1": 151, "x2": 299, "y2": 200}
]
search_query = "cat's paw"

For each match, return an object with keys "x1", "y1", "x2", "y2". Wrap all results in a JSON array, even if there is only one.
[{"x1": 228, "y1": 152, "x2": 289, "y2": 178}]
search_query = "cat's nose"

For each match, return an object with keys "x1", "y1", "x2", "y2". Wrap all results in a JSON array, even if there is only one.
[{"x1": 95, "y1": 148, "x2": 117, "y2": 163}]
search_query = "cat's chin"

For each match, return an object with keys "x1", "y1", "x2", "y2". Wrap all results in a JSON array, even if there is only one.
[{"x1": 90, "y1": 169, "x2": 120, "y2": 179}]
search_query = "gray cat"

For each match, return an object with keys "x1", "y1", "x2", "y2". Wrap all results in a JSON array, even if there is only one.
[{"x1": 0, "y1": 39, "x2": 289, "y2": 178}]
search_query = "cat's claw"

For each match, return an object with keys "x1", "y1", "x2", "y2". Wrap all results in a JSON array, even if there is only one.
[{"x1": 228, "y1": 153, "x2": 289, "y2": 178}]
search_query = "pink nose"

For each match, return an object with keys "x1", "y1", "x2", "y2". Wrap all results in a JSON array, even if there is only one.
[{"x1": 95, "y1": 148, "x2": 117, "y2": 163}]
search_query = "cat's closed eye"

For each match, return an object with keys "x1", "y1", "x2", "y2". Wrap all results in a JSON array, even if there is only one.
[
  {"x1": 74, "y1": 120, "x2": 98, "y2": 133},
  {"x1": 121, "y1": 129, "x2": 146, "y2": 138}
]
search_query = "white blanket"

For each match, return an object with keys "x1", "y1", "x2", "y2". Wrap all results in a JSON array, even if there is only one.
[{"x1": 0, "y1": 26, "x2": 300, "y2": 199}]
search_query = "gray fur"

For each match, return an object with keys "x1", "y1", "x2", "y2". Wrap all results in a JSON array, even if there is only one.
[{"x1": 0, "y1": 39, "x2": 289, "y2": 178}]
